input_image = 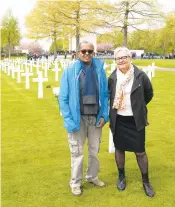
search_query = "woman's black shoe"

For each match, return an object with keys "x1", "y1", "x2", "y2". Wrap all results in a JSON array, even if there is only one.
[
  {"x1": 143, "y1": 182, "x2": 155, "y2": 197},
  {"x1": 117, "y1": 177, "x2": 126, "y2": 191}
]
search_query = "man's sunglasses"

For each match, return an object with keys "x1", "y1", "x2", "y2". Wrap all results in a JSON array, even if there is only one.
[{"x1": 80, "y1": 50, "x2": 94, "y2": 54}]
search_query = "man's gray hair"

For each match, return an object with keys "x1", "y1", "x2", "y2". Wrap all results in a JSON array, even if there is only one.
[
  {"x1": 78, "y1": 41, "x2": 94, "y2": 51},
  {"x1": 114, "y1": 47, "x2": 132, "y2": 58}
]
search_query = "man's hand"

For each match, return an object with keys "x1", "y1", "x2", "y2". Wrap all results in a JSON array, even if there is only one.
[{"x1": 96, "y1": 117, "x2": 105, "y2": 128}]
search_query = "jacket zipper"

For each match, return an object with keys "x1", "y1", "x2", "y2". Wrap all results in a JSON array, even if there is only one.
[
  {"x1": 131, "y1": 84, "x2": 141, "y2": 94},
  {"x1": 75, "y1": 69, "x2": 82, "y2": 125}
]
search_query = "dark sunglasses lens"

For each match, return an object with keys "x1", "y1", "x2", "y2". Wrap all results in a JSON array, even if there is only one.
[
  {"x1": 81, "y1": 50, "x2": 93, "y2": 54},
  {"x1": 88, "y1": 50, "x2": 93, "y2": 54},
  {"x1": 81, "y1": 50, "x2": 86, "y2": 54}
]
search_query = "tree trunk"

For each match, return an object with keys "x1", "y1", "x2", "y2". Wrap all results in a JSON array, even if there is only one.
[
  {"x1": 76, "y1": 26, "x2": 80, "y2": 57},
  {"x1": 8, "y1": 41, "x2": 11, "y2": 58},
  {"x1": 75, "y1": 4, "x2": 80, "y2": 58},
  {"x1": 123, "y1": 2, "x2": 129, "y2": 47},
  {"x1": 53, "y1": 31, "x2": 57, "y2": 60}
]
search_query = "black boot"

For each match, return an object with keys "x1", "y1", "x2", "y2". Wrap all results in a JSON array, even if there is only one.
[
  {"x1": 142, "y1": 173, "x2": 155, "y2": 197},
  {"x1": 117, "y1": 168, "x2": 126, "y2": 191}
]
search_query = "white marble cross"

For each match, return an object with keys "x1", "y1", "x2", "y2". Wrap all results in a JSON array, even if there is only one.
[
  {"x1": 147, "y1": 65, "x2": 152, "y2": 81},
  {"x1": 44, "y1": 62, "x2": 49, "y2": 78},
  {"x1": 7, "y1": 64, "x2": 12, "y2": 76},
  {"x1": 29, "y1": 60, "x2": 34, "y2": 73},
  {"x1": 4, "y1": 61, "x2": 8, "y2": 73},
  {"x1": 143, "y1": 65, "x2": 153, "y2": 81},
  {"x1": 21, "y1": 66, "x2": 33, "y2": 89},
  {"x1": 52, "y1": 62, "x2": 61, "y2": 81},
  {"x1": 3, "y1": 61, "x2": 8, "y2": 73},
  {"x1": 11, "y1": 65, "x2": 16, "y2": 79},
  {"x1": 11, "y1": 61, "x2": 20, "y2": 79},
  {"x1": 109, "y1": 129, "x2": 115, "y2": 153},
  {"x1": 33, "y1": 71, "x2": 48, "y2": 98},
  {"x1": 16, "y1": 65, "x2": 24, "y2": 83},
  {"x1": 151, "y1": 62, "x2": 155, "y2": 77},
  {"x1": 36, "y1": 59, "x2": 40, "y2": 74}
]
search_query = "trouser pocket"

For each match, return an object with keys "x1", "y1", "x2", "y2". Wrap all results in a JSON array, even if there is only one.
[{"x1": 68, "y1": 133, "x2": 79, "y2": 157}]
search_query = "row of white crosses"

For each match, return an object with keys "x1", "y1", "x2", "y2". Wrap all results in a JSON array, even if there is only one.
[
  {"x1": 0, "y1": 58, "x2": 69, "y2": 98},
  {"x1": 105, "y1": 61, "x2": 155, "y2": 80},
  {"x1": 108, "y1": 62, "x2": 156, "y2": 153}
]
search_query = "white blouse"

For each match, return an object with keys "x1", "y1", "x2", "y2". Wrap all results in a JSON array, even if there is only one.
[{"x1": 117, "y1": 68, "x2": 134, "y2": 116}]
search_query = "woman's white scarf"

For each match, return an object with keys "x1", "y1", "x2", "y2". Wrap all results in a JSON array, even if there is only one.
[{"x1": 113, "y1": 65, "x2": 134, "y2": 110}]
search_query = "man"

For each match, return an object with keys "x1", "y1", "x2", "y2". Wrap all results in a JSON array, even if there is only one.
[{"x1": 59, "y1": 41, "x2": 108, "y2": 196}]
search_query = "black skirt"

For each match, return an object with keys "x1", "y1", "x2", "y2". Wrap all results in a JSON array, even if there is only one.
[{"x1": 113, "y1": 115, "x2": 145, "y2": 152}]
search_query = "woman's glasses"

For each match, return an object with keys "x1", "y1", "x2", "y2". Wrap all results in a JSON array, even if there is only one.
[
  {"x1": 116, "y1": 56, "x2": 128, "y2": 61},
  {"x1": 80, "y1": 50, "x2": 94, "y2": 54}
]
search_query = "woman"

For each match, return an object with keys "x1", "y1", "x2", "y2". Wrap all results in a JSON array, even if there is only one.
[{"x1": 108, "y1": 47, "x2": 155, "y2": 197}]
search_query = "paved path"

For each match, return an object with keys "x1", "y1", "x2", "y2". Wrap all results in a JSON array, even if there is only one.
[{"x1": 137, "y1": 66, "x2": 175, "y2": 72}]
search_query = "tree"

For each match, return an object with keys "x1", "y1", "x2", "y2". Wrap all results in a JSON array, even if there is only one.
[
  {"x1": 164, "y1": 13, "x2": 175, "y2": 53},
  {"x1": 25, "y1": 0, "x2": 108, "y2": 56},
  {"x1": 102, "y1": 0, "x2": 162, "y2": 46},
  {"x1": 97, "y1": 43, "x2": 113, "y2": 52},
  {"x1": 154, "y1": 13, "x2": 175, "y2": 55},
  {"x1": 20, "y1": 41, "x2": 44, "y2": 54},
  {"x1": 128, "y1": 29, "x2": 159, "y2": 53},
  {"x1": 1, "y1": 9, "x2": 21, "y2": 58},
  {"x1": 97, "y1": 30, "x2": 123, "y2": 48},
  {"x1": 25, "y1": 1, "x2": 69, "y2": 59},
  {"x1": 45, "y1": 0, "x2": 108, "y2": 55},
  {"x1": 49, "y1": 38, "x2": 69, "y2": 53}
]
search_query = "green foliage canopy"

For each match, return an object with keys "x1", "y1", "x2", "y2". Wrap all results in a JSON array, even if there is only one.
[{"x1": 1, "y1": 9, "x2": 21, "y2": 57}]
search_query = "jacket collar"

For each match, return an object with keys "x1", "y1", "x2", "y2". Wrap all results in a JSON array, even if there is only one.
[
  {"x1": 133, "y1": 64, "x2": 141, "y2": 77},
  {"x1": 74, "y1": 58, "x2": 103, "y2": 75},
  {"x1": 109, "y1": 64, "x2": 141, "y2": 81}
]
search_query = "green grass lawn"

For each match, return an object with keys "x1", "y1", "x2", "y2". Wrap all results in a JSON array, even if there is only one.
[
  {"x1": 131, "y1": 59, "x2": 175, "y2": 68},
  {"x1": 1, "y1": 67, "x2": 175, "y2": 207}
]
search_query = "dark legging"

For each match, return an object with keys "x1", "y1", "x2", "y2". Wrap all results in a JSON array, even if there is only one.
[{"x1": 115, "y1": 149, "x2": 149, "y2": 182}]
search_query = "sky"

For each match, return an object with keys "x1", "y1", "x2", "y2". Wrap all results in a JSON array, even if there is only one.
[
  {"x1": 0, "y1": 0, "x2": 175, "y2": 50},
  {"x1": 1, "y1": 0, "x2": 175, "y2": 27},
  {"x1": 0, "y1": 0, "x2": 36, "y2": 30}
]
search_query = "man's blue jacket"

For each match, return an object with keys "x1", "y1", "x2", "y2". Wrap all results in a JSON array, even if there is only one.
[{"x1": 58, "y1": 58, "x2": 109, "y2": 133}]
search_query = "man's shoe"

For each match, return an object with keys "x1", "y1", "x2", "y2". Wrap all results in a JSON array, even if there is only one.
[
  {"x1": 89, "y1": 178, "x2": 105, "y2": 187},
  {"x1": 117, "y1": 177, "x2": 126, "y2": 191},
  {"x1": 71, "y1": 186, "x2": 82, "y2": 196},
  {"x1": 143, "y1": 182, "x2": 155, "y2": 197}
]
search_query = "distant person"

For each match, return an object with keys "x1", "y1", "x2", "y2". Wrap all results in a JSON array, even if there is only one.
[
  {"x1": 71, "y1": 51, "x2": 76, "y2": 60},
  {"x1": 132, "y1": 52, "x2": 136, "y2": 59},
  {"x1": 59, "y1": 41, "x2": 108, "y2": 196},
  {"x1": 33, "y1": 53, "x2": 38, "y2": 61},
  {"x1": 64, "y1": 52, "x2": 67, "y2": 59},
  {"x1": 108, "y1": 47, "x2": 155, "y2": 197}
]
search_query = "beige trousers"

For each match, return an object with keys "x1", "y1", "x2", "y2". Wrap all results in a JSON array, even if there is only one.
[{"x1": 68, "y1": 115, "x2": 102, "y2": 188}]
